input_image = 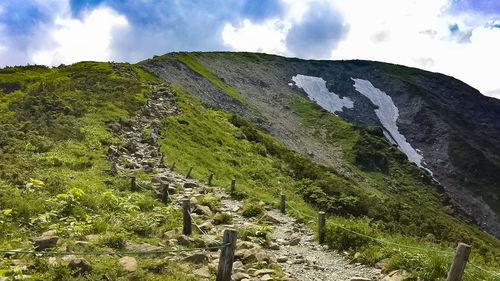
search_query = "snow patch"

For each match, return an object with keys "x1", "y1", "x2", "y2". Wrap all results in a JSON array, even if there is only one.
[
  {"x1": 292, "y1": 74, "x2": 354, "y2": 114},
  {"x1": 351, "y1": 78, "x2": 423, "y2": 166}
]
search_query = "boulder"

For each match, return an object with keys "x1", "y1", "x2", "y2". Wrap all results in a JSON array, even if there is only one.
[
  {"x1": 119, "y1": 256, "x2": 137, "y2": 272},
  {"x1": 164, "y1": 227, "x2": 183, "y2": 238},
  {"x1": 183, "y1": 253, "x2": 209, "y2": 264},
  {"x1": 62, "y1": 255, "x2": 92, "y2": 276},
  {"x1": 177, "y1": 235, "x2": 196, "y2": 246},
  {"x1": 193, "y1": 205, "x2": 213, "y2": 217},
  {"x1": 29, "y1": 236, "x2": 58, "y2": 251},
  {"x1": 375, "y1": 258, "x2": 390, "y2": 273}
]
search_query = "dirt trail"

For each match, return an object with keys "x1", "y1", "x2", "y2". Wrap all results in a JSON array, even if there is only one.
[{"x1": 110, "y1": 82, "x2": 382, "y2": 280}]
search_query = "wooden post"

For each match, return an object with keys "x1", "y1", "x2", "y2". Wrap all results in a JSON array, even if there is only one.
[
  {"x1": 183, "y1": 199, "x2": 192, "y2": 235},
  {"x1": 280, "y1": 194, "x2": 286, "y2": 214},
  {"x1": 208, "y1": 172, "x2": 214, "y2": 186},
  {"x1": 230, "y1": 178, "x2": 235, "y2": 194},
  {"x1": 130, "y1": 176, "x2": 136, "y2": 192},
  {"x1": 159, "y1": 153, "x2": 165, "y2": 167},
  {"x1": 170, "y1": 161, "x2": 176, "y2": 171},
  {"x1": 318, "y1": 211, "x2": 326, "y2": 244},
  {"x1": 447, "y1": 243, "x2": 471, "y2": 281},
  {"x1": 216, "y1": 229, "x2": 237, "y2": 281},
  {"x1": 186, "y1": 166, "x2": 193, "y2": 178},
  {"x1": 161, "y1": 183, "x2": 169, "y2": 204}
]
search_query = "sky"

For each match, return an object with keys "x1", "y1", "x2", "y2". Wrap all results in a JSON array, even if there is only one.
[{"x1": 1, "y1": 0, "x2": 499, "y2": 98}]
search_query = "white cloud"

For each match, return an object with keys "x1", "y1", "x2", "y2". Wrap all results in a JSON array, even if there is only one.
[
  {"x1": 31, "y1": 6, "x2": 128, "y2": 65},
  {"x1": 222, "y1": 19, "x2": 288, "y2": 54},
  {"x1": 330, "y1": 0, "x2": 500, "y2": 96},
  {"x1": 486, "y1": 89, "x2": 500, "y2": 99}
]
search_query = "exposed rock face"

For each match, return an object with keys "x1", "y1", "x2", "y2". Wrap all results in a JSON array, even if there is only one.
[{"x1": 142, "y1": 52, "x2": 500, "y2": 237}]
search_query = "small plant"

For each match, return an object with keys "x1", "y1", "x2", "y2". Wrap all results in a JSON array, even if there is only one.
[
  {"x1": 214, "y1": 212, "x2": 233, "y2": 225},
  {"x1": 197, "y1": 195, "x2": 221, "y2": 213},
  {"x1": 242, "y1": 200, "x2": 264, "y2": 218},
  {"x1": 99, "y1": 231, "x2": 128, "y2": 249}
]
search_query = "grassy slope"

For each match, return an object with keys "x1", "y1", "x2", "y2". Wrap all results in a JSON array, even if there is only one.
[
  {"x1": 0, "y1": 63, "x2": 192, "y2": 280},
  {"x1": 158, "y1": 53, "x2": 500, "y2": 280},
  {"x1": 0, "y1": 57, "x2": 498, "y2": 280}
]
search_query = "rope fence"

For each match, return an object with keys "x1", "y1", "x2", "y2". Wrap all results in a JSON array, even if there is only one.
[
  {"x1": 284, "y1": 200, "x2": 500, "y2": 280},
  {"x1": 0, "y1": 246, "x2": 226, "y2": 256}
]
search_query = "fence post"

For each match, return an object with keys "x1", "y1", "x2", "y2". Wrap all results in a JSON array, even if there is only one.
[
  {"x1": 280, "y1": 194, "x2": 286, "y2": 214},
  {"x1": 161, "y1": 183, "x2": 169, "y2": 204},
  {"x1": 170, "y1": 162, "x2": 176, "y2": 171},
  {"x1": 230, "y1": 178, "x2": 235, "y2": 194},
  {"x1": 447, "y1": 243, "x2": 471, "y2": 281},
  {"x1": 208, "y1": 172, "x2": 214, "y2": 186},
  {"x1": 130, "y1": 176, "x2": 136, "y2": 192},
  {"x1": 186, "y1": 166, "x2": 193, "y2": 178},
  {"x1": 159, "y1": 153, "x2": 165, "y2": 168},
  {"x1": 318, "y1": 211, "x2": 326, "y2": 244},
  {"x1": 183, "y1": 199, "x2": 191, "y2": 235},
  {"x1": 216, "y1": 229, "x2": 237, "y2": 281}
]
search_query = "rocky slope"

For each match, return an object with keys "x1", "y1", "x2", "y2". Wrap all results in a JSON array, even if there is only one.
[{"x1": 141, "y1": 52, "x2": 500, "y2": 237}]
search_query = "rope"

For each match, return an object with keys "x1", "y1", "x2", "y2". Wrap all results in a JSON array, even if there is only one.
[
  {"x1": 285, "y1": 202, "x2": 454, "y2": 255},
  {"x1": 469, "y1": 262, "x2": 500, "y2": 280},
  {"x1": 187, "y1": 210, "x2": 224, "y2": 245},
  {"x1": 0, "y1": 245, "x2": 226, "y2": 256}
]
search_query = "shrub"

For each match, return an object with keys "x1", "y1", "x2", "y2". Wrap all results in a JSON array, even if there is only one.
[
  {"x1": 242, "y1": 200, "x2": 264, "y2": 218},
  {"x1": 214, "y1": 212, "x2": 233, "y2": 225}
]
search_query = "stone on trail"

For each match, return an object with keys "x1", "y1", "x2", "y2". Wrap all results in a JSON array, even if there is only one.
[
  {"x1": 231, "y1": 272, "x2": 250, "y2": 281},
  {"x1": 350, "y1": 277, "x2": 372, "y2": 281},
  {"x1": 381, "y1": 270, "x2": 409, "y2": 281},
  {"x1": 183, "y1": 253, "x2": 209, "y2": 264}
]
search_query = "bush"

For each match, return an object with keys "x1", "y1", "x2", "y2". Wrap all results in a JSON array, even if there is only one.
[
  {"x1": 99, "y1": 232, "x2": 128, "y2": 249},
  {"x1": 242, "y1": 200, "x2": 264, "y2": 218},
  {"x1": 214, "y1": 212, "x2": 233, "y2": 225}
]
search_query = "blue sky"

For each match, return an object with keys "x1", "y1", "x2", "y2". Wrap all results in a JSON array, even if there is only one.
[{"x1": 0, "y1": 0, "x2": 499, "y2": 98}]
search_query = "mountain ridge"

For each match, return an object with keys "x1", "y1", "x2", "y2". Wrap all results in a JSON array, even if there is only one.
[{"x1": 141, "y1": 51, "x2": 500, "y2": 237}]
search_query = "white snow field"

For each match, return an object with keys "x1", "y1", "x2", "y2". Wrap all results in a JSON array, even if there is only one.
[
  {"x1": 351, "y1": 78, "x2": 423, "y2": 166},
  {"x1": 292, "y1": 74, "x2": 354, "y2": 114}
]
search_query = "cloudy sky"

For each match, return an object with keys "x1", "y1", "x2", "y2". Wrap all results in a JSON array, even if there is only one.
[{"x1": 1, "y1": 0, "x2": 499, "y2": 98}]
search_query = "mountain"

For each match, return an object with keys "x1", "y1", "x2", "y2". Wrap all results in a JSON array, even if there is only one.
[
  {"x1": 141, "y1": 52, "x2": 500, "y2": 238},
  {"x1": 0, "y1": 54, "x2": 499, "y2": 279}
]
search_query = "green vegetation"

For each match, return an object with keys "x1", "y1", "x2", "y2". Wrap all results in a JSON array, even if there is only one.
[
  {"x1": 159, "y1": 85, "x2": 500, "y2": 279},
  {"x1": 0, "y1": 62, "x2": 187, "y2": 280},
  {"x1": 177, "y1": 52, "x2": 247, "y2": 103},
  {"x1": 1, "y1": 57, "x2": 499, "y2": 280}
]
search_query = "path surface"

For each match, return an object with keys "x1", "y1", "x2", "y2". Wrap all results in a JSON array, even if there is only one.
[{"x1": 110, "y1": 81, "x2": 383, "y2": 280}]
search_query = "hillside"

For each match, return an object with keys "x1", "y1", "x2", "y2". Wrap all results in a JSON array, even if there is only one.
[
  {"x1": 0, "y1": 55, "x2": 499, "y2": 280},
  {"x1": 142, "y1": 52, "x2": 500, "y2": 238}
]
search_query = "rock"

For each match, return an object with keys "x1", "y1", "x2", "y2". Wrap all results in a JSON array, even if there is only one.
[
  {"x1": 277, "y1": 256, "x2": 288, "y2": 263},
  {"x1": 353, "y1": 252, "x2": 361, "y2": 260},
  {"x1": 48, "y1": 257, "x2": 57, "y2": 266},
  {"x1": 232, "y1": 272, "x2": 250, "y2": 281},
  {"x1": 193, "y1": 267, "x2": 211, "y2": 278},
  {"x1": 260, "y1": 274, "x2": 273, "y2": 281},
  {"x1": 381, "y1": 270, "x2": 409, "y2": 281},
  {"x1": 177, "y1": 235, "x2": 196, "y2": 246},
  {"x1": 29, "y1": 236, "x2": 58, "y2": 251},
  {"x1": 237, "y1": 241, "x2": 259, "y2": 250},
  {"x1": 62, "y1": 255, "x2": 92, "y2": 276},
  {"x1": 190, "y1": 197, "x2": 198, "y2": 205},
  {"x1": 350, "y1": 278, "x2": 371, "y2": 281},
  {"x1": 75, "y1": 241, "x2": 89, "y2": 246},
  {"x1": 193, "y1": 205, "x2": 213, "y2": 217},
  {"x1": 126, "y1": 242, "x2": 162, "y2": 252},
  {"x1": 183, "y1": 253, "x2": 209, "y2": 264},
  {"x1": 375, "y1": 258, "x2": 390, "y2": 273},
  {"x1": 268, "y1": 242, "x2": 280, "y2": 250},
  {"x1": 119, "y1": 256, "x2": 137, "y2": 272},
  {"x1": 233, "y1": 260, "x2": 244, "y2": 270},
  {"x1": 164, "y1": 227, "x2": 183, "y2": 238},
  {"x1": 262, "y1": 214, "x2": 281, "y2": 224},
  {"x1": 253, "y1": 269, "x2": 275, "y2": 276},
  {"x1": 199, "y1": 221, "x2": 214, "y2": 232},
  {"x1": 288, "y1": 234, "x2": 300, "y2": 246},
  {"x1": 183, "y1": 182, "x2": 197, "y2": 189},
  {"x1": 85, "y1": 235, "x2": 99, "y2": 242},
  {"x1": 42, "y1": 230, "x2": 57, "y2": 236}
]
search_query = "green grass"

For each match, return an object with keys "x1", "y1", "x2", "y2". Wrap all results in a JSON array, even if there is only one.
[
  {"x1": 0, "y1": 62, "x2": 190, "y2": 280},
  {"x1": 177, "y1": 52, "x2": 247, "y2": 103},
  {"x1": 158, "y1": 85, "x2": 500, "y2": 280}
]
